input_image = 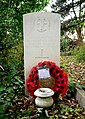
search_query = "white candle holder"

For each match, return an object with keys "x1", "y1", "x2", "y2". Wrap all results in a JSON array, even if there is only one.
[{"x1": 34, "y1": 88, "x2": 54, "y2": 108}]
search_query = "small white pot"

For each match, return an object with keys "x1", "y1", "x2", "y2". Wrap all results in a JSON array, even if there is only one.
[
  {"x1": 35, "y1": 97, "x2": 54, "y2": 108},
  {"x1": 34, "y1": 88, "x2": 54, "y2": 108}
]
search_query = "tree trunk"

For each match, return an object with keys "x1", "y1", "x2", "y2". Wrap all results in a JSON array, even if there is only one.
[{"x1": 76, "y1": 27, "x2": 83, "y2": 45}]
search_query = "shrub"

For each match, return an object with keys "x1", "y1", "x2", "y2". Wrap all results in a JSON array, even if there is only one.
[
  {"x1": 0, "y1": 41, "x2": 25, "y2": 118},
  {"x1": 73, "y1": 44, "x2": 85, "y2": 62},
  {"x1": 60, "y1": 38, "x2": 69, "y2": 53}
]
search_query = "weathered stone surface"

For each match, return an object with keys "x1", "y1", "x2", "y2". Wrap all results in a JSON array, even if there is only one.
[
  {"x1": 23, "y1": 12, "x2": 60, "y2": 94},
  {"x1": 76, "y1": 88, "x2": 85, "y2": 110}
]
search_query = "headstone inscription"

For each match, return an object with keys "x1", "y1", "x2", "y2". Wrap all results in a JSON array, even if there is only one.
[{"x1": 23, "y1": 12, "x2": 60, "y2": 94}]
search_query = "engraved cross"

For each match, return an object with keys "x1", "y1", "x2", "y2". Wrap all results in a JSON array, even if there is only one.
[{"x1": 35, "y1": 49, "x2": 49, "y2": 60}]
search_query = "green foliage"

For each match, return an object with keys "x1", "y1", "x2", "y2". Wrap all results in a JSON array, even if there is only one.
[
  {"x1": 0, "y1": 105, "x2": 8, "y2": 119},
  {"x1": 0, "y1": 41, "x2": 25, "y2": 118},
  {"x1": 49, "y1": 104, "x2": 84, "y2": 119},
  {"x1": 0, "y1": 0, "x2": 50, "y2": 42},
  {"x1": 68, "y1": 80, "x2": 76, "y2": 95},
  {"x1": 0, "y1": 69, "x2": 24, "y2": 118},
  {"x1": 51, "y1": 0, "x2": 85, "y2": 42},
  {"x1": 73, "y1": 44, "x2": 85, "y2": 62},
  {"x1": 60, "y1": 38, "x2": 69, "y2": 52},
  {"x1": 0, "y1": 38, "x2": 25, "y2": 118}
]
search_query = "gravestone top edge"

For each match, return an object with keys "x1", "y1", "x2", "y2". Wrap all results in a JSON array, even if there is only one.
[{"x1": 23, "y1": 12, "x2": 61, "y2": 17}]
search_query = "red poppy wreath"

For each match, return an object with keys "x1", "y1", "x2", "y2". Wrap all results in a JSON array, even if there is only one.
[{"x1": 26, "y1": 61, "x2": 68, "y2": 100}]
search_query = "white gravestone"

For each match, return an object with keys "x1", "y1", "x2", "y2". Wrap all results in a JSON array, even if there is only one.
[{"x1": 23, "y1": 12, "x2": 60, "y2": 94}]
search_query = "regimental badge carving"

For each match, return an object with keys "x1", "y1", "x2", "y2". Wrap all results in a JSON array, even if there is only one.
[{"x1": 36, "y1": 17, "x2": 49, "y2": 32}]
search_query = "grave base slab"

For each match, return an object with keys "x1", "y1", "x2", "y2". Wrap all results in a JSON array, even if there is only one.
[{"x1": 76, "y1": 88, "x2": 85, "y2": 110}]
